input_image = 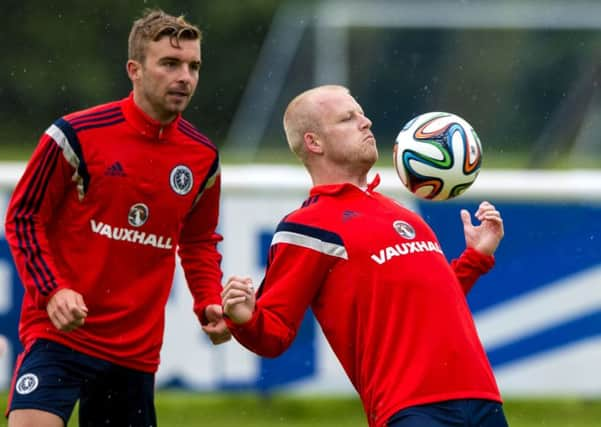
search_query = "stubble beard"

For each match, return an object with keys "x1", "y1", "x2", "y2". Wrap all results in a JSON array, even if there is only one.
[
  {"x1": 362, "y1": 143, "x2": 379, "y2": 166},
  {"x1": 149, "y1": 90, "x2": 189, "y2": 122},
  {"x1": 347, "y1": 146, "x2": 378, "y2": 177}
]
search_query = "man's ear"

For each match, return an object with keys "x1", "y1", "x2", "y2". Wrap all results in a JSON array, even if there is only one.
[
  {"x1": 126, "y1": 60, "x2": 141, "y2": 82},
  {"x1": 304, "y1": 132, "x2": 323, "y2": 154}
]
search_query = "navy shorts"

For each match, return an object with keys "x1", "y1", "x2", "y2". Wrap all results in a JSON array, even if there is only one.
[
  {"x1": 387, "y1": 399, "x2": 508, "y2": 427},
  {"x1": 7, "y1": 339, "x2": 157, "y2": 426}
]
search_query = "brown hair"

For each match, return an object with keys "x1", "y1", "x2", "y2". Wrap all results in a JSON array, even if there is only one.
[{"x1": 128, "y1": 8, "x2": 202, "y2": 62}]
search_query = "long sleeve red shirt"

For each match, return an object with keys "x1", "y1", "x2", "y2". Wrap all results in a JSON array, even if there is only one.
[
  {"x1": 227, "y1": 176, "x2": 501, "y2": 427},
  {"x1": 5, "y1": 93, "x2": 223, "y2": 373}
]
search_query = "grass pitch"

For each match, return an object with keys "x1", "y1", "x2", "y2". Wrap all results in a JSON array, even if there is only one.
[{"x1": 1, "y1": 391, "x2": 601, "y2": 426}]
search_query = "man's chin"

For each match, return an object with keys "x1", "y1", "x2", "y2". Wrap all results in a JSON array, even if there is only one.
[
  {"x1": 164, "y1": 103, "x2": 189, "y2": 115},
  {"x1": 363, "y1": 149, "x2": 378, "y2": 165}
]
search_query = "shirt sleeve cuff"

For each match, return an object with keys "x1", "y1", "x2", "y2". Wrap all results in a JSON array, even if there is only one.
[{"x1": 462, "y1": 247, "x2": 495, "y2": 274}]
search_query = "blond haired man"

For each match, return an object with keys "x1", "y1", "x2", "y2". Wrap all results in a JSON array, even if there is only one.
[{"x1": 222, "y1": 85, "x2": 508, "y2": 427}]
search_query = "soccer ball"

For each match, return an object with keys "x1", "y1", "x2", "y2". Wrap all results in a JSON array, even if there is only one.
[{"x1": 393, "y1": 112, "x2": 482, "y2": 201}]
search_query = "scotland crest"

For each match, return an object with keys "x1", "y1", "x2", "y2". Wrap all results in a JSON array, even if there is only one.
[
  {"x1": 170, "y1": 165, "x2": 193, "y2": 195},
  {"x1": 16, "y1": 373, "x2": 39, "y2": 395}
]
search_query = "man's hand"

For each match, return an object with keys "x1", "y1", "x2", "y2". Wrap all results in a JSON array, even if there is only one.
[
  {"x1": 461, "y1": 200, "x2": 504, "y2": 256},
  {"x1": 221, "y1": 276, "x2": 255, "y2": 324},
  {"x1": 46, "y1": 289, "x2": 88, "y2": 332},
  {"x1": 202, "y1": 304, "x2": 232, "y2": 345}
]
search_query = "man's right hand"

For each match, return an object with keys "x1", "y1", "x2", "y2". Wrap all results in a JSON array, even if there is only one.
[
  {"x1": 47, "y1": 289, "x2": 88, "y2": 332},
  {"x1": 221, "y1": 276, "x2": 255, "y2": 324}
]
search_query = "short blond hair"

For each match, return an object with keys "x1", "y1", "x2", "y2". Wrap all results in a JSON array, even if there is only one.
[
  {"x1": 128, "y1": 8, "x2": 202, "y2": 63},
  {"x1": 283, "y1": 85, "x2": 349, "y2": 161}
]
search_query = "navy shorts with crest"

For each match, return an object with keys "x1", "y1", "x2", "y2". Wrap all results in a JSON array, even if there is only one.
[{"x1": 7, "y1": 338, "x2": 156, "y2": 426}]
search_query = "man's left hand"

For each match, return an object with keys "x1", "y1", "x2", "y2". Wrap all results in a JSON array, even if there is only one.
[
  {"x1": 461, "y1": 200, "x2": 504, "y2": 256},
  {"x1": 202, "y1": 304, "x2": 231, "y2": 345}
]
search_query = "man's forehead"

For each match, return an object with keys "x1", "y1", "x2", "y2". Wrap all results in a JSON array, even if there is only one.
[
  {"x1": 318, "y1": 92, "x2": 360, "y2": 112},
  {"x1": 146, "y1": 37, "x2": 201, "y2": 58}
]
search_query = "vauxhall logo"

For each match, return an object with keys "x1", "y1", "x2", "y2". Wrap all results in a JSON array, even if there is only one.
[
  {"x1": 370, "y1": 219, "x2": 443, "y2": 264},
  {"x1": 89, "y1": 219, "x2": 173, "y2": 250},
  {"x1": 370, "y1": 240, "x2": 443, "y2": 265}
]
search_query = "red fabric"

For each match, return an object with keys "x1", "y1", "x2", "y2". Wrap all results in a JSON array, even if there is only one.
[
  {"x1": 451, "y1": 247, "x2": 495, "y2": 294},
  {"x1": 228, "y1": 178, "x2": 500, "y2": 427},
  {"x1": 5, "y1": 93, "x2": 223, "y2": 372}
]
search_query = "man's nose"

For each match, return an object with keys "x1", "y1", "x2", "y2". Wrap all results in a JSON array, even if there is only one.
[
  {"x1": 178, "y1": 65, "x2": 195, "y2": 83},
  {"x1": 360, "y1": 115, "x2": 372, "y2": 129}
]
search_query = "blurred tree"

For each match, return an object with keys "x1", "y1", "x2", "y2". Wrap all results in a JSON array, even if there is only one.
[
  {"x1": 0, "y1": 0, "x2": 282, "y2": 155},
  {"x1": 2, "y1": 0, "x2": 600, "y2": 168}
]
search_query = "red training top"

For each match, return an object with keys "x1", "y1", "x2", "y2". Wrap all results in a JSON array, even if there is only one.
[
  {"x1": 5, "y1": 93, "x2": 223, "y2": 373},
  {"x1": 227, "y1": 175, "x2": 501, "y2": 427}
]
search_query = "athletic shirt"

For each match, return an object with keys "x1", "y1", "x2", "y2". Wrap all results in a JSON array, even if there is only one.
[
  {"x1": 227, "y1": 175, "x2": 501, "y2": 427},
  {"x1": 5, "y1": 93, "x2": 223, "y2": 373}
]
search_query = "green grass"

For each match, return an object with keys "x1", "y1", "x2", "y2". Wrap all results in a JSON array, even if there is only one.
[
  {"x1": 2, "y1": 391, "x2": 601, "y2": 426},
  {"x1": 505, "y1": 398, "x2": 601, "y2": 427},
  {"x1": 153, "y1": 393, "x2": 366, "y2": 427}
]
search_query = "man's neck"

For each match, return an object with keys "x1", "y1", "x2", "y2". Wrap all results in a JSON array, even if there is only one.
[
  {"x1": 310, "y1": 170, "x2": 367, "y2": 188},
  {"x1": 132, "y1": 92, "x2": 176, "y2": 125}
]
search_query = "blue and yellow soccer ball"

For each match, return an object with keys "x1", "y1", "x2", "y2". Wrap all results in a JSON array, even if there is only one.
[{"x1": 393, "y1": 112, "x2": 482, "y2": 201}]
